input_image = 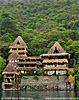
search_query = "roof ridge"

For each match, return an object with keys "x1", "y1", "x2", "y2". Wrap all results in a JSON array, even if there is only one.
[
  {"x1": 48, "y1": 41, "x2": 66, "y2": 54},
  {"x1": 9, "y1": 36, "x2": 28, "y2": 49}
]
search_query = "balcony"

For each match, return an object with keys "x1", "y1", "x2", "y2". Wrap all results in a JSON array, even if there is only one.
[{"x1": 44, "y1": 66, "x2": 68, "y2": 70}]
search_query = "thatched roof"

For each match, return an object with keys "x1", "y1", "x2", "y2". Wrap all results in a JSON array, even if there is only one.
[
  {"x1": 44, "y1": 66, "x2": 68, "y2": 70},
  {"x1": 18, "y1": 61, "x2": 42, "y2": 65},
  {"x1": 40, "y1": 53, "x2": 70, "y2": 57},
  {"x1": 8, "y1": 51, "x2": 19, "y2": 60},
  {"x1": 2, "y1": 63, "x2": 18, "y2": 75},
  {"x1": 17, "y1": 56, "x2": 40, "y2": 60},
  {"x1": 16, "y1": 67, "x2": 37, "y2": 71},
  {"x1": 43, "y1": 59, "x2": 68, "y2": 63},
  {"x1": 48, "y1": 41, "x2": 66, "y2": 54},
  {"x1": 9, "y1": 36, "x2": 28, "y2": 49},
  {"x1": 25, "y1": 56, "x2": 40, "y2": 60}
]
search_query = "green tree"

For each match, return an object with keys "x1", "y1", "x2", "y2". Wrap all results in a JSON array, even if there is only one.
[
  {"x1": 37, "y1": 68, "x2": 45, "y2": 76},
  {"x1": 0, "y1": 56, "x2": 6, "y2": 79},
  {"x1": 0, "y1": 12, "x2": 22, "y2": 36},
  {"x1": 74, "y1": 65, "x2": 79, "y2": 87}
]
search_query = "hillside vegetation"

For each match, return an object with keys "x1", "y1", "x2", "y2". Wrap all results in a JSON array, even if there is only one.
[{"x1": 0, "y1": 0, "x2": 79, "y2": 66}]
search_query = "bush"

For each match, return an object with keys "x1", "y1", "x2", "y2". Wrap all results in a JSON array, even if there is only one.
[
  {"x1": 76, "y1": 81, "x2": 79, "y2": 87},
  {"x1": 43, "y1": 84, "x2": 48, "y2": 87},
  {"x1": 33, "y1": 75, "x2": 39, "y2": 81},
  {"x1": 69, "y1": 75, "x2": 75, "y2": 83},
  {"x1": 24, "y1": 85, "x2": 34, "y2": 88},
  {"x1": 34, "y1": 85, "x2": 39, "y2": 89},
  {"x1": 21, "y1": 77, "x2": 28, "y2": 79},
  {"x1": 19, "y1": 73, "x2": 25, "y2": 76},
  {"x1": 57, "y1": 73, "x2": 60, "y2": 80}
]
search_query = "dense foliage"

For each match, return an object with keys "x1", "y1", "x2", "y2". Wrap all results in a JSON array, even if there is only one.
[
  {"x1": 0, "y1": 56, "x2": 6, "y2": 79},
  {"x1": 0, "y1": 0, "x2": 79, "y2": 75},
  {"x1": 74, "y1": 65, "x2": 79, "y2": 87}
]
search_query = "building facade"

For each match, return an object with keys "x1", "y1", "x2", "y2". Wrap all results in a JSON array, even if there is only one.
[{"x1": 2, "y1": 36, "x2": 74, "y2": 90}]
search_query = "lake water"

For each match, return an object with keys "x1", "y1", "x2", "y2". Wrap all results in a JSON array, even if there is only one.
[{"x1": 0, "y1": 90, "x2": 79, "y2": 100}]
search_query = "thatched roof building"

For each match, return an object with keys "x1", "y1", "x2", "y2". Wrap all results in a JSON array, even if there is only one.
[
  {"x1": 48, "y1": 41, "x2": 66, "y2": 54},
  {"x1": 2, "y1": 63, "x2": 18, "y2": 75},
  {"x1": 44, "y1": 66, "x2": 68, "y2": 70},
  {"x1": 16, "y1": 67, "x2": 37, "y2": 71},
  {"x1": 40, "y1": 53, "x2": 70, "y2": 57},
  {"x1": 9, "y1": 36, "x2": 28, "y2": 49},
  {"x1": 17, "y1": 56, "x2": 40, "y2": 60},
  {"x1": 43, "y1": 59, "x2": 68, "y2": 64},
  {"x1": 18, "y1": 61, "x2": 42, "y2": 65}
]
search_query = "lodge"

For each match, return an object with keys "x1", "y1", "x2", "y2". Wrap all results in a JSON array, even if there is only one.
[{"x1": 2, "y1": 36, "x2": 74, "y2": 90}]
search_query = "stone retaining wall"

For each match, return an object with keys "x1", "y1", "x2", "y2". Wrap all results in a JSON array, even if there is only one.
[{"x1": 19, "y1": 76, "x2": 74, "y2": 90}]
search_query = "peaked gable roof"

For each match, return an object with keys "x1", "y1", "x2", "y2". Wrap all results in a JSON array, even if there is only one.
[
  {"x1": 9, "y1": 36, "x2": 28, "y2": 49},
  {"x1": 2, "y1": 63, "x2": 18, "y2": 75},
  {"x1": 48, "y1": 41, "x2": 66, "y2": 54},
  {"x1": 8, "y1": 51, "x2": 19, "y2": 60}
]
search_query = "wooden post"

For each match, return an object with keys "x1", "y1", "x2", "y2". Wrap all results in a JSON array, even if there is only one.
[
  {"x1": 24, "y1": 64, "x2": 25, "y2": 67},
  {"x1": 25, "y1": 53, "x2": 26, "y2": 56},
  {"x1": 17, "y1": 48, "x2": 18, "y2": 51},
  {"x1": 24, "y1": 71, "x2": 26, "y2": 73},
  {"x1": 35, "y1": 65, "x2": 37, "y2": 68},
  {"x1": 11, "y1": 48, "x2": 12, "y2": 51},
  {"x1": 29, "y1": 65, "x2": 31, "y2": 67}
]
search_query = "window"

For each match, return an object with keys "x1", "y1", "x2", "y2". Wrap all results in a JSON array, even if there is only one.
[
  {"x1": 19, "y1": 64, "x2": 24, "y2": 67},
  {"x1": 17, "y1": 41, "x2": 20, "y2": 45},
  {"x1": 19, "y1": 59, "x2": 25, "y2": 62},
  {"x1": 46, "y1": 64, "x2": 55, "y2": 67},
  {"x1": 54, "y1": 47, "x2": 59, "y2": 53},
  {"x1": 47, "y1": 71, "x2": 55, "y2": 75},
  {"x1": 12, "y1": 60, "x2": 14, "y2": 62},
  {"x1": 18, "y1": 48, "x2": 25, "y2": 50},
  {"x1": 53, "y1": 71, "x2": 55, "y2": 73},
  {"x1": 9, "y1": 60, "x2": 11, "y2": 62},
  {"x1": 15, "y1": 60, "x2": 17, "y2": 62},
  {"x1": 59, "y1": 71, "x2": 62, "y2": 75},
  {"x1": 21, "y1": 71, "x2": 24, "y2": 73},
  {"x1": 45, "y1": 57, "x2": 48, "y2": 59},
  {"x1": 56, "y1": 71, "x2": 58, "y2": 75},
  {"x1": 12, "y1": 48, "x2": 17, "y2": 50}
]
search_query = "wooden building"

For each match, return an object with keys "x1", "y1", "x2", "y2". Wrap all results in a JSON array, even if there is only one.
[
  {"x1": 2, "y1": 63, "x2": 19, "y2": 90},
  {"x1": 2, "y1": 36, "x2": 74, "y2": 89},
  {"x1": 9, "y1": 36, "x2": 28, "y2": 56},
  {"x1": 16, "y1": 56, "x2": 42, "y2": 74},
  {"x1": 2, "y1": 36, "x2": 42, "y2": 89},
  {"x1": 40, "y1": 41, "x2": 72, "y2": 75}
]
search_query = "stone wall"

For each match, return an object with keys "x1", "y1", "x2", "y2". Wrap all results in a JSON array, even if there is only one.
[{"x1": 19, "y1": 76, "x2": 75, "y2": 90}]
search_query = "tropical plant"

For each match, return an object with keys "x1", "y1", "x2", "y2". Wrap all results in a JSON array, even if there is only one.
[
  {"x1": 37, "y1": 68, "x2": 45, "y2": 76},
  {"x1": 33, "y1": 75, "x2": 39, "y2": 81},
  {"x1": 21, "y1": 77, "x2": 28, "y2": 79},
  {"x1": 57, "y1": 73, "x2": 60, "y2": 80},
  {"x1": 69, "y1": 75, "x2": 75, "y2": 83}
]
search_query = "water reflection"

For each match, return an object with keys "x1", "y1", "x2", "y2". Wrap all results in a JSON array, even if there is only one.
[{"x1": 0, "y1": 90, "x2": 79, "y2": 100}]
